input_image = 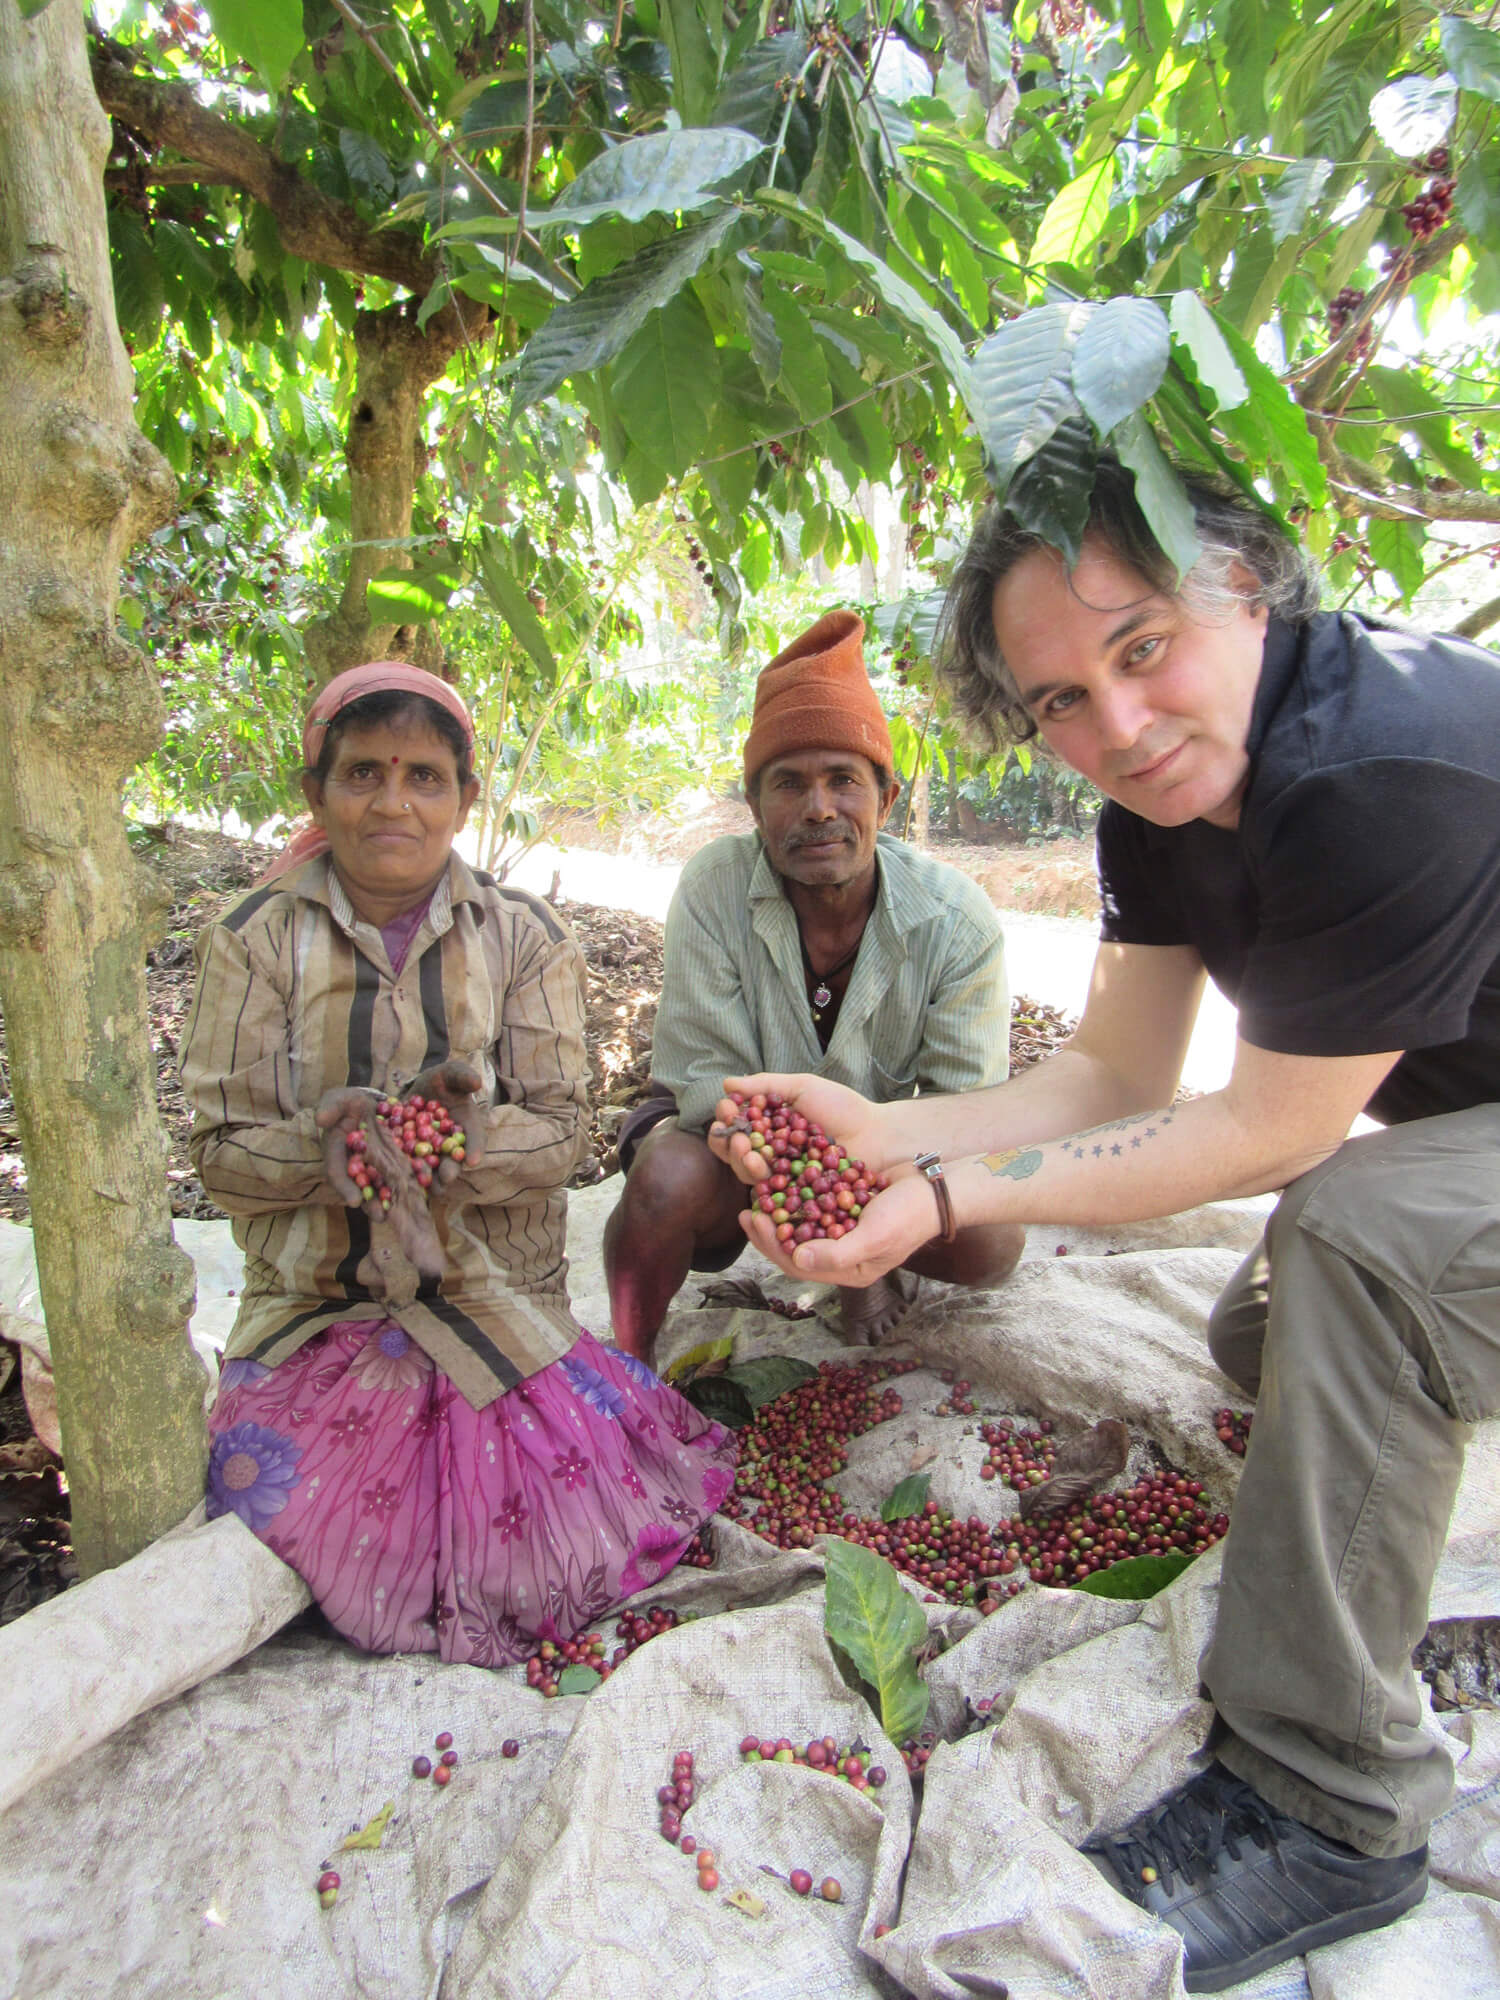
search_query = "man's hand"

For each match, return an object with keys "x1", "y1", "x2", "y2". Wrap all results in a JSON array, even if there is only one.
[
  {"x1": 707, "y1": 1073, "x2": 891, "y2": 1186},
  {"x1": 740, "y1": 1172, "x2": 940, "y2": 1286},
  {"x1": 407, "y1": 1059, "x2": 487, "y2": 1185}
]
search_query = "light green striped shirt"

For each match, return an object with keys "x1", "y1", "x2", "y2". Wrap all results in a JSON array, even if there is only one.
[{"x1": 652, "y1": 831, "x2": 1011, "y2": 1133}]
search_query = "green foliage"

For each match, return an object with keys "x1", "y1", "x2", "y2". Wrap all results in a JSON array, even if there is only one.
[
  {"x1": 1071, "y1": 1552, "x2": 1194, "y2": 1599},
  {"x1": 94, "y1": 0, "x2": 1500, "y2": 831},
  {"x1": 880, "y1": 1473, "x2": 932, "y2": 1523},
  {"x1": 822, "y1": 1538, "x2": 931, "y2": 1746}
]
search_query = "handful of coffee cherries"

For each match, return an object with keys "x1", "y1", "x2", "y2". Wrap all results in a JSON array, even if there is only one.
[
  {"x1": 344, "y1": 1092, "x2": 467, "y2": 1213},
  {"x1": 725, "y1": 1090, "x2": 889, "y2": 1244}
]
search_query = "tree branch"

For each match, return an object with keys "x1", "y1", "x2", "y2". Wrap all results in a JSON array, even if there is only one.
[
  {"x1": 91, "y1": 38, "x2": 440, "y2": 293},
  {"x1": 1455, "y1": 593, "x2": 1500, "y2": 640}
]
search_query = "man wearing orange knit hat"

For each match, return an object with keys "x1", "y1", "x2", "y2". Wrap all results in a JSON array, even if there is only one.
[{"x1": 604, "y1": 610, "x2": 1023, "y2": 1357}]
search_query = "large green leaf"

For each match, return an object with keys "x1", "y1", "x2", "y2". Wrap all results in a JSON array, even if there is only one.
[
  {"x1": 1265, "y1": 158, "x2": 1333, "y2": 245},
  {"x1": 1221, "y1": 0, "x2": 1291, "y2": 129},
  {"x1": 969, "y1": 301, "x2": 1092, "y2": 488},
  {"x1": 1212, "y1": 315, "x2": 1327, "y2": 506},
  {"x1": 1113, "y1": 413, "x2": 1201, "y2": 582},
  {"x1": 763, "y1": 279, "x2": 831, "y2": 422},
  {"x1": 715, "y1": 31, "x2": 811, "y2": 141},
  {"x1": 1356, "y1": 365, "x2": 1485, "y2": 486},
  {"x1": 1072, "y1": 1552, "x2": 1192, "y2": 1599},
  {"x1": 1458, "y1": 147, "x2": 1500, "y2": 247},
  {"x1": 513, "y1": 209, "x2": 739, "y2": 409},
  {"x1": 724, "y1": 1354, "x2": 820, "y2": 1408},
  {"x1": 754, "y1": 191, "x2": 976, "y2": 404},
  {"x1": 1073, "y1": 297, "x2": 1170, "y2": 439},
  {"x1": 1368, "y1": 516, "x2": 1426, "y2": 606},
  {"x1": 1005, "y1": 413, "x2": 1099, "y2": 564},
  {"x1": 475, "y1": 536, "x2": 558, "y2": 675},
  {"x1": 209, "y1": 0, "x2": 304, "y2": 94},
  {"x1": 614, "y1": 292, "x2": 722, "y2": 475},
  {"x1": 528, "y1": 128, "x2": 763, "y2": 231},
  {"x1": 880, "y1": 1474, "x2": 931, "y2": 1523},
  {"x1": 660, "y1": 0, "x2": 720, "y2": 125},
  {"x1": 1168, "y1": 293, "x2": 1248, "y2": 412},
  {"x1": 1030, "y1": 159, "x2": 1115, "y2": 269},
  {"x1": 338, "y1": 129, "x2": 395, "y2": 204},
  {"x1": 366, "y1": 563, "x2": 465, "y2": 625},
  {"x1": 1441, "y1": 17, "x2": 1500, "y2": 105},
  {"x1": 1368, "y1": 76, "x2": 1456, "y2": 157},
  {"x1": 823, "y1": 1540, "x2": 930, "y2": 1746}
]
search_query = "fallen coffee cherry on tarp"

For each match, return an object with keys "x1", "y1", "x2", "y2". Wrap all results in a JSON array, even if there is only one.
[
  {"x1": 1215, "y1": 1407, "x2": 1253, "y2": 1455},
  {"x1": 738, "y1": 1734, "x2": 886, "y2": 1793},
  {"x1": 726, "y1": 1090, "x2": 891, "y2": 1244}
]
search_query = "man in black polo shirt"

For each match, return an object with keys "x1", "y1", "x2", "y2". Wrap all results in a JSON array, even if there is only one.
[{"x1": 706, "y1": 459, "x2": 1500, "y2": 1992}]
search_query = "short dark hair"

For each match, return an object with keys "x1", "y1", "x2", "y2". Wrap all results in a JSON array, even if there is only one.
[
  {"x1": 938, "y1": 457, "x2": 1322, "y2": 752},
  {"x1": 745, "y1": 755, "x2": 895, "y2": 805},
  {"x1": 307, "y1": 689, "x2": 474, "y2": 788}
]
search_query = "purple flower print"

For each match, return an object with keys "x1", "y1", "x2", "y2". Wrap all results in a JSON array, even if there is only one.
[
  {"x1": 550, "y1": 1445, "x2": 592, "y2": 1492},
  {"x1": 217, "y1": 1357, "x2": 271, "y2": 1395},
  {"x1": 206, "y1": 1422, "x2": 303, "y2": 1532},
  {"x1": 350, "y1": 1323, "x2": 431, "y2": 1393},
  {"x1": 613, "y1": 1351, "x2": 661, "y2": 1392},
  {"x1": 700, "y1": 1464, "x2": 734, "y2": 1512},
  {"x1": 660, "y1": 1492, "x2": 697, "y2": 1525},
  {"x1": 559, "y1": 1357, "x2": 626, "y2": 1420},
  {"x1": 619, "y1": 1522, "x2": 686, "y2": 1596},
  {"x1": 619, "y1": 1462, "x2": 646, "y2": 1500},
  {"x1": 491, "y1": 1494, "x2": 530, "y2": 1542},
  {"x1": 361, "y1": 1478, "x2": 403, "y2": 1520}
]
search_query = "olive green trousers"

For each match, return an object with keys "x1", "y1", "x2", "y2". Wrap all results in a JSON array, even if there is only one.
[{"x1": 1200, "y1": 1103, "x2": 1500, "y2": 1857}]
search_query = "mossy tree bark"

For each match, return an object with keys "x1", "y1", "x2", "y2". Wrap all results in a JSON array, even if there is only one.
[
  {"x1": 302, "y1": 299, "x2": 471, "y2": 685},
  {"x1": 0, "y1": 0, "x2": 206, "y2": 1574}
]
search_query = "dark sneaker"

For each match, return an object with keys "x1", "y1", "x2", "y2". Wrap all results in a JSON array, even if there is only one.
[{"x1": 1082, "y1": 1763, "x2": 1428, "y2": 1994}]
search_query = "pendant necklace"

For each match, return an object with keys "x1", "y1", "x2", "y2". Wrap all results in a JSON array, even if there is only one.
[{"x1": 798, "y1": 928, "x2": 863, "y2": 1021}]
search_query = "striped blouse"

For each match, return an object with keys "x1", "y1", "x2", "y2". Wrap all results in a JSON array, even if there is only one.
[{"x1": 179, "y1": 853, "x2": 590, "y2": 1408}]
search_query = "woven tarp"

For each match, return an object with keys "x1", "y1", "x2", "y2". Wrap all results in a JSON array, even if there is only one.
[{"x1": 2, "y1": 1186, "x2": 1497, "y2": 2000}]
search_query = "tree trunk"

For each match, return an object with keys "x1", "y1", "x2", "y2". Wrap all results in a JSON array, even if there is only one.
[
  {"x1": 0, "y1": 0, "x2": 206, "y2": 1575},
  {"x1": 303, "y1": 298, "x2": 470, "y2": 685}
]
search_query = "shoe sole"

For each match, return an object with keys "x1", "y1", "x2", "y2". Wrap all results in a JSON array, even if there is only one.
[{"x1": 1184, "y1": 1869, "x2": 1429, "y2": 1994}]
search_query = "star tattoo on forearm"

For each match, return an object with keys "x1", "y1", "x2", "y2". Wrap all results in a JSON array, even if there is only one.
[{"x1": 980, "y1": 1110, "x2": 1176, "y2": 1180}]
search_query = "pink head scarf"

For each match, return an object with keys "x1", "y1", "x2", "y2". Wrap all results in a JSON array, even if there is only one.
[{"x1": 259, "y1": 663, "x2": 476, "y2": 884}]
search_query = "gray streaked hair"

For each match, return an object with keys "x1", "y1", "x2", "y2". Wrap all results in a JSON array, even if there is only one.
[{"x1": 938, "y1": 457, "x2": 1322, "y2": 752}]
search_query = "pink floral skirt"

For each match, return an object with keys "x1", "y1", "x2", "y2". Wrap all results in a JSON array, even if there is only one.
[{"x1": 205, "y1": 1323, "x2": 736, "y2": 1665}]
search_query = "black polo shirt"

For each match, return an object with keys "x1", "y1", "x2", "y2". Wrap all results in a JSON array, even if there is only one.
[{"x1": 1096, "y1": 610, "x2": 1500, "y2": 1124}]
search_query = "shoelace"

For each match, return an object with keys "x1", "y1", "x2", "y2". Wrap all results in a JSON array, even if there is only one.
[{"x1": 1098, "y1": 1771, "x2": 1287, "y2": 1898}]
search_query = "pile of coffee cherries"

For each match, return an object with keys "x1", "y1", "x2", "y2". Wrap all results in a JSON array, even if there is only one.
[
  {"x1": 726, "y1": 1090, "x2": 890, "y2": 1246},
  {"x1": 1402, "y1": 170, "x2": 1455, "y2": 242},
  {"x1": 523, "y1": 1603, "x2": 684, "y2": 1695},
  {"x1": 720, "y1": 1359, "x2": 915, "y2": 1548},
  {"x1": 344, "y1": 1091, "x2": 466, "y2": 1210},
  {"x1": 738, "y1": 1734, "x2": 887, "y2": 1794},
  {"x1": 658, "y1": 1746, "x2": 697, "y2": 1848},
  {"x1": 1015, "y1": 1470, "x2": 1228, "y2": 1586},
  {"x1": 1214, "y1": 1408, "x2": 1253, "y2": 1456},
  {"x1": 411, "y1": 1728, "x2": 460, "y2": 1786}
]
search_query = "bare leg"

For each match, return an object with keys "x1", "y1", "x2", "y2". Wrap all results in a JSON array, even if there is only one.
[
  {"x1": 840, "y1": 1221, "x2": 1027, "y2": 1345},
  {"x1": 603, "y1": 1125, "x2": 749, "y2": 1363}
]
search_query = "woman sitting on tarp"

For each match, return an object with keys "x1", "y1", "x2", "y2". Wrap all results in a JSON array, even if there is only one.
[{"x1": 179, "y1": 662, "x2": 734, "y2": 1663}]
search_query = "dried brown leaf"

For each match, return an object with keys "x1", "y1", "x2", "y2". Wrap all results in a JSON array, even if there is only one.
[{"x1": 1017, "y1": 1419, "x2": 1130, "y2": 1521}]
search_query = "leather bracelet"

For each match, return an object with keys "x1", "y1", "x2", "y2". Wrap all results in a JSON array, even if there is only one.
[{"x1": 913, "y1": 1152, "x2": 958, "y2": 1243}]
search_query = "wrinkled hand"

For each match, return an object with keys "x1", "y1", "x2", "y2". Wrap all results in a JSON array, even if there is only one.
[
  {"x1": 407, "y1": 1060, "x2": 487, "y2": 1186},
  {"x1": 315, "y1": 1085, "x2": 445, "y2": 1277},
  {"x1": 315, "y1": 1087, "x2": 382, "y2": 1204},
  {"x1": 739, "y1": 1171, "x2": 940, "y2": 1287},
  {"x1": 706, "y1": 1072, "x2": 889, "y2": 1187}
]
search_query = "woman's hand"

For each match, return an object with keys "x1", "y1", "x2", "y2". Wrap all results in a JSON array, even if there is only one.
[
  {"x1": 407, "y1": 1060, "x2": 487, "y2": 1185},
  {"x1": 706, "y1": 1073, "x2": 890, "y2": 1186},
  {"x1": 315, "y1": 1087, "x2": 383, "y2": 1203},
  {"x1": 315, "y1": 1086, "x2": 445, "y2": 1276},
  {"x1": 740, "y1": 1172, "x2": 942, "y2": 1287}
]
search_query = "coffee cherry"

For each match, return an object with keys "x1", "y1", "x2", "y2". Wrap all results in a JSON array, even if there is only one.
[
  {"x1": 788, "y1": 1867, "x2": 813, "y2": 1894},
  {"x1": 432, "y1": 1763, "x2": 451, "y2": 1787},
  {"x1": 412, "y1": 1755, "x2": 432, "y2": 1778},
  {"x1": 435, "y1": 1731, "x2": 454, "y2": 1750},
  {"x1": 440, "y1": 1749, "x2": 458, "y2": 1768},
  {"x1": 698, "y1": 1868, "x2": 719, "y2": 1891},
  {"x1": 502, "y1": 1739, "x2": 520, "y2": 1758},
  {"x1": 317, "y1": 1870, "x2": 341, "y2": 1894},
  {"x1": 319, "y1": 1887, "x2": 339, "y2": 1910},
  {"x1": 820, "y1": 1877, "x2": 843, "y2": 1902}
]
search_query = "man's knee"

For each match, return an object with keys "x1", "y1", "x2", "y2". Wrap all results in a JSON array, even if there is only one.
[
  {"x1": 909, "y1": 1221, "x2": 1025, "y2": 1289},
  {"x1": 613, "y1": 1124, "x2": 744, "y2": 1236}
]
